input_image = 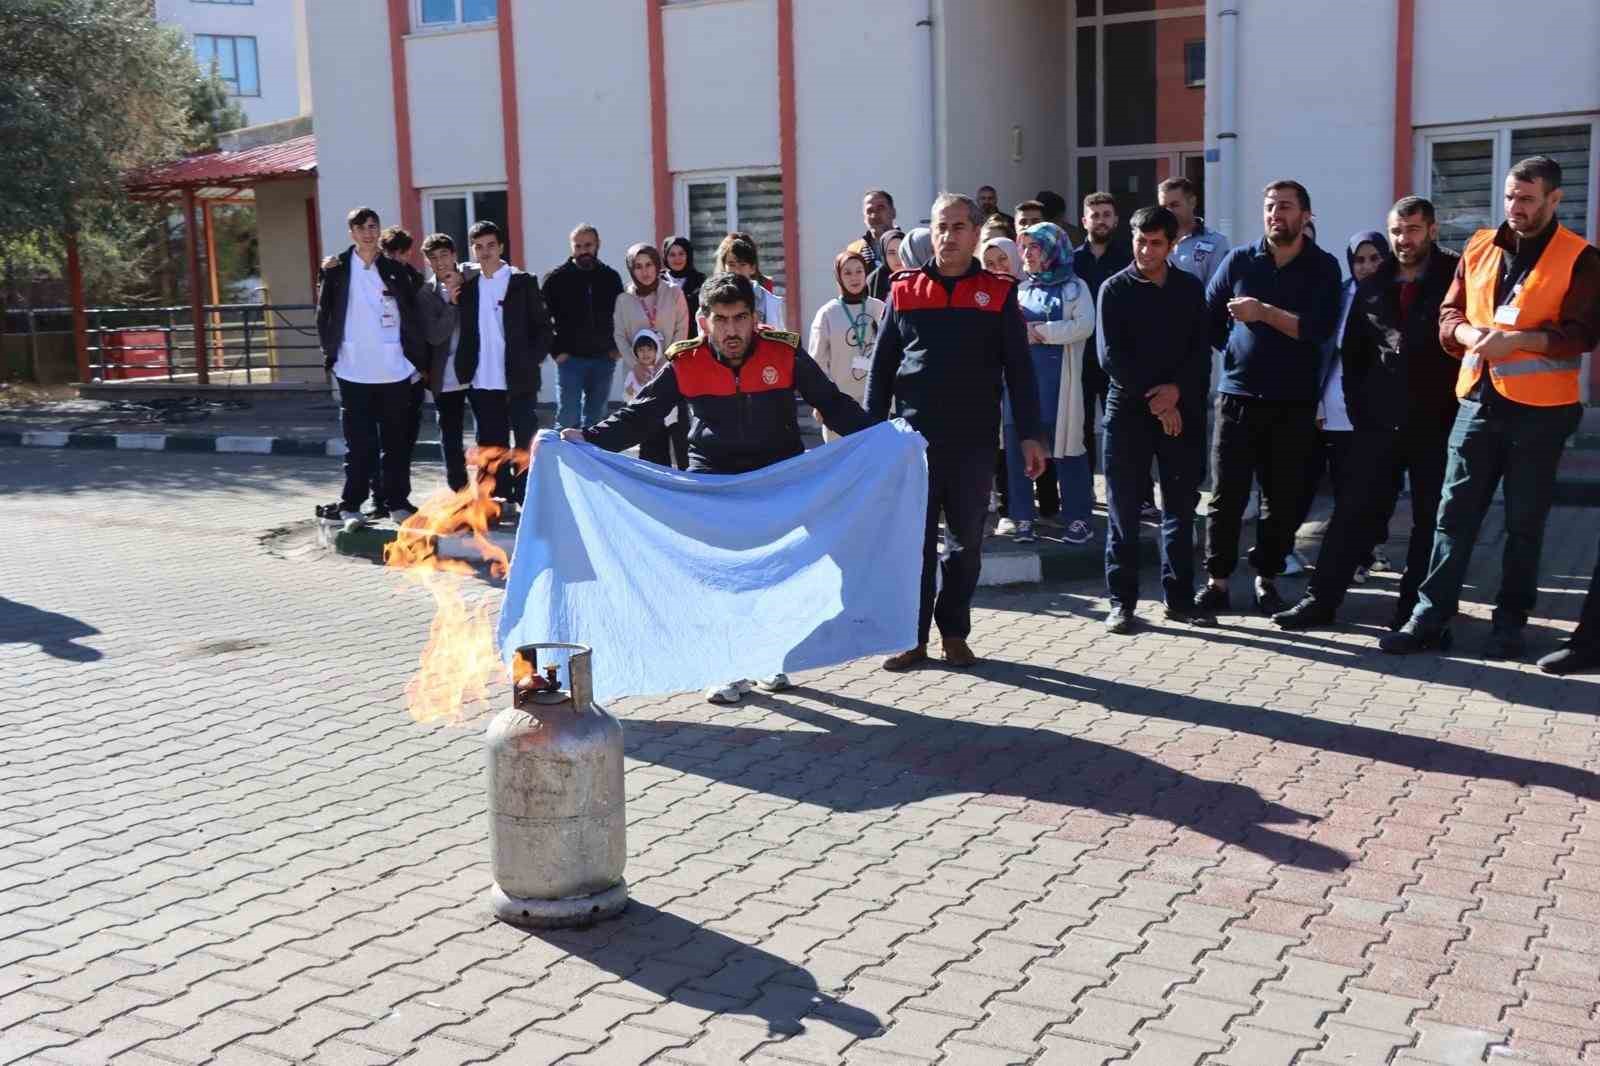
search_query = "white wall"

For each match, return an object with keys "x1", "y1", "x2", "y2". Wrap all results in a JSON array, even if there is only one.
[
  {"x1": 157, "y1": 0, "x2": 306, "y2": 125},
  {"x1": 662, "y1": 0, "x2": 780, "y2": 173},
  {"x1": 1225, "y1": 0, "x2": 1395, "y2": 273},
  {"x1": 514, "y1": 0, "x2": 653, "y2": 403},
  {"x1": 1414, "y1": 0, "x2": 1600, "y2": 127},
  {"x1": 793, "y1": 0, "x2": 932, "y2": 332},
  {"x1": 406, "y1": 27, "x2": 506, "y2": 190},
  {"x1": 305, "y1": 0, "x2": 401, "y2": 257},
  {"x1": 937, "y1": 0, "x2": 1067, "y2": 218}
]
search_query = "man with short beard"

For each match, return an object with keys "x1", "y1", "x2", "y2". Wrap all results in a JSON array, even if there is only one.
[
  {"x1": 1072, "y1": 192, "x2": 1132, "y2": 483},
  {"x1": 976, "y1": 185, "x2": 1012, "y2": 233},
  {"x1": 1196, "y1": 180, "x2": 1343, "y2": 617},
  {"x1": 1383, "y1": 156, "x2": 1600, "y2": 659},
  {"x1": 847, "y1": 189, "x2": 897, "y2": 272},
  {"x1": 542, "y1": 224, "x2": 625, "y2": 430},
  {"x1": 1274, "y1": 196, "x2": 1460, "y2": 633}
]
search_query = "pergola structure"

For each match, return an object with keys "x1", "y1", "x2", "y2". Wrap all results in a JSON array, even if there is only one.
[{"x1": 81, "y1": 134, "x2": 319, "y2": 384}]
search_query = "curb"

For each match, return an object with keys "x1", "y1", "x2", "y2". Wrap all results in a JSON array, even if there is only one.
[{"x1": 0, "y1": 429, "x2": 441, "y2": 460}]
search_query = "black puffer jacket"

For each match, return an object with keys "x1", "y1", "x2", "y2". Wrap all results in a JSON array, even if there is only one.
[
  {"x1": 540, "y1": 258, "x2": 625, "y2": 358},
  {"x1": 1340, "y1": 243, "x2": 1462, "y2": 433},
  {"x1": 583, "y1": 328, "x2": 871, "y2": 474}
]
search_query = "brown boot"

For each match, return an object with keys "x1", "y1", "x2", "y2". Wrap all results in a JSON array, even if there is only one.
[
  {"x1": 882, "y1": 645, "x2": 929, "y2": 672},
  {"x1": 941, "y1": 637, "x2": 978, "y2": 668}
]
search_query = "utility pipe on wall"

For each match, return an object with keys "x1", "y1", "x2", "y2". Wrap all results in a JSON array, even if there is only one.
[{"x1": 1214, "y1": 4, "x2": 1239, "y2": 243}]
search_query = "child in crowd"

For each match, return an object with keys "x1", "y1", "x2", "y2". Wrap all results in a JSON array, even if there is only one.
[{"x1": 623, "y1": 329, "x2": 687, "y2": 469}]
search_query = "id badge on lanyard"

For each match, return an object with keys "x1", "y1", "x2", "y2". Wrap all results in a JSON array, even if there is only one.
[
  {"x1": 380, "y1": 294, "x2": 399, "y2": 330},
  {"x1": 1493, "y1": 282, "x2": 1523, "y2": 327}
]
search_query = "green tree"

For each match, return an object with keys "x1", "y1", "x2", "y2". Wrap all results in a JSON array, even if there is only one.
[{"x1": 0, "y1": 0, "x2": 242, "y2": 306}]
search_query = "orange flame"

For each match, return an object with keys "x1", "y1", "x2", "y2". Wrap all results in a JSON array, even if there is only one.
[{"x1": 383, "y1": 445, "x2": 530, "y2": 725}]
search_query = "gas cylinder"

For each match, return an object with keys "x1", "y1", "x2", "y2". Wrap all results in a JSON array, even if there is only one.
[{"x1": 486, "y1": 643, "x2": 627, "y2": 928}]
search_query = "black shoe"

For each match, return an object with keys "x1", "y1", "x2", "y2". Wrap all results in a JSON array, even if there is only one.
[
  {"x1": 1165, "y1": 604, "x2": 1217, "y2": 627},
  {"x1": 1254, "y1": 579, "x2": 1287, "y2": 616},
  {"x1": 1194, "y1": 585, "x2": 1230, "y2": 613},
  {"x1": 1104, "y1": 606, "x2": 1137, "y2": 635},
  {"x1": 1481, "y1": 627, "x2": 1526, "y2": 661},
  {"x1": 314, "y1": 501, "x2": 344, "y2": 520},
  {"x1": 1388, "y1": 599, "x2": 1418, "y2": 633},
  {"x1": 363, "y1": 500, "x2": 390, "y2": 520},
  {"x1": 1273, "y1": 595, "x2": 1336, "y2": 631},
  {"x1": 1538, "y1": 643, "x2": 1600, "y2": 676},
  {"x1": 1379, "y1": 620, "x2": 1452, "y2": 655}
]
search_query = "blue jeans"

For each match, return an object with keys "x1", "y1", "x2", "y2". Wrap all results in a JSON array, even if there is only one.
[
  {"x1": 556, "y1": 356, "x2": 616, "y2": 430},
  {"x1": 1104, "y1": 409, "x2": 1204, "y2": 610},
  {"x1": 1003, "y1": 424, "x2": 1092, "y2": 525},
  {"x1": 1414, "y1": 396, "x2": 1580, "y2": 631}
]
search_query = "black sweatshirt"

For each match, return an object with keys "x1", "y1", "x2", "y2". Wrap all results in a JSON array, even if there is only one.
[
  {"x1": 865, "y1": 262, "x2": 1040, "y2": 450},
  {"x1": 1096, "y1": 263, "x2": 1211, "y2": 419},
  {"x1": 540, "y1": 258, "x2": 625, "y2": 358}
]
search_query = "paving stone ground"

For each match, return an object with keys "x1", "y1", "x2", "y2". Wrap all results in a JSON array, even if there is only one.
[{"x1": 1, "y1": 448, "x2": 1597, "y2": 1066}]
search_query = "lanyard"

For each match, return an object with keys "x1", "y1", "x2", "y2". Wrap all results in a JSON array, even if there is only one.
[
  {"x1": 842, "y1": 302, "x2": 872, "y2": 350},
  {"x1": 641, "y1": 290, "x2": 658, "y2": 329}
]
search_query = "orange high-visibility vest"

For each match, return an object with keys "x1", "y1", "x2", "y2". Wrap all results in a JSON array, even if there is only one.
[{"x1": 1458, "y1": 224, "x2": 1590, "y2": 406}]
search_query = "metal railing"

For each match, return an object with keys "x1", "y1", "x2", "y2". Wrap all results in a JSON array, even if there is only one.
[{"x1": 4, "y1": 301, "x2": 324, "y2": 385}]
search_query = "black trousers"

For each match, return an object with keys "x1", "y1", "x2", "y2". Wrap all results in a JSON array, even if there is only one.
[
  {"x1": 1204, "y1": 393, "x2": 1318, "y2": 580},
  {"x1": 1104, "y1": 409, "x2": 1204, "y2": 610},
  {"x1": 338, "y1": 377, "x2": 414, "y2": 512},
  {"x1": 435, "y1": 389, "x2": 541, "y2": 499},
  {"x1": 1082, "y1": 355, "x2": 1108, "y2": 477},
  {"x1": 1309, "y1": 426, "x2": 1448, "y2": 609},
  {"x1": 1573, "y1": 533, "x2": 1600, "y2": 650},
  {"x1": 638, "y1": 418, "x2": 689, "y2": 469},
  {"x1": 371, "y1": 379, "x2": 425, "y2": 507},
  {"x1": 918, "y1": 446, "x2": 993, "y2": 644}
]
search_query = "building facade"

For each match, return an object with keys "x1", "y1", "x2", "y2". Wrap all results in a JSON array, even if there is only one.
[
  {"x1": 304, "y1": 0, "x2": 1599, "y2": 406},
  {"x1": 156, "y1": 0, "x2": 312, "y2": 127}
]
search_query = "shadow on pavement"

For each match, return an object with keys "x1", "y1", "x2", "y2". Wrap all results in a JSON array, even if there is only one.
[
  {"x1": 529, "y1": 901, "x2": 883, "y2": 1038},
  {"x1": 0, "y1": 596, "x2": 102, "y2": 662},
  {"x1": 623, "y1": 688, "x2": 1353, "y2": 873}
]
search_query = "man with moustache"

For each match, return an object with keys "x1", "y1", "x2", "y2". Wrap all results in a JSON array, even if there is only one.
[
  {"x1": 1383, "y1": 156, "x2": 1600, "y2": 659},
  {"x1": 1273, "y1": 196, "x2": 1461, "y2": 633},
  {"x1": 1072, "y1": 192, "x2": 1132, "y2": 484},
  {"x1": 1195, "y1": 180, "x2": 1343, "y2": 617}
]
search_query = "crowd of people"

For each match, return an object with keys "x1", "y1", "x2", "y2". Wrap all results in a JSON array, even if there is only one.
[{"x1": 314, "y1": 153, "x2": 1600, "y2": 692}]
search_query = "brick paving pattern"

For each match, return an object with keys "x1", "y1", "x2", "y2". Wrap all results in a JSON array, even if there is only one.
[{"x1": 1, "y1": 448, "x2": 1597, "y2": 1065}]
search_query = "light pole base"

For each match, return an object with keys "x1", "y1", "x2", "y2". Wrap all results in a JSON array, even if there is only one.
[{"x1": 489, "y1": 881, "x2": 629, "y2": 929}]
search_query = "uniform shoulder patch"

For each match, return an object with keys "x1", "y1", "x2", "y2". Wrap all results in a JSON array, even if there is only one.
[
  {"x1": 756, "y1": 328, "x2": 801, "y2": 348},
  {"x1": 665, "y1": 338, "x2": 701, "y2": 361}
]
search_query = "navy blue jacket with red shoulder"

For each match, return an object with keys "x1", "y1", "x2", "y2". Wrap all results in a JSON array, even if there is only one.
[
  {"x1": 864, "y1": 262, "x2": 1041, "y2": 450},
  {"x1": 581, "y1": 326, "x2": 872, "y2": 474}
]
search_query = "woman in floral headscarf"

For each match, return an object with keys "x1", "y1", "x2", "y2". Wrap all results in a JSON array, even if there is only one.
[{"x1": 1001, "y1": 221, "x2": 1096, "y2": 546}]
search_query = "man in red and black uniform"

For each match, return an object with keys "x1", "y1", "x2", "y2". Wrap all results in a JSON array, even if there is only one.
[
  {"x1": 566, "y1": 272, "x2": 870, "y2": 473},
  {"x1": 867, "y1": 192, "x2": 1047, "y2": 671}
]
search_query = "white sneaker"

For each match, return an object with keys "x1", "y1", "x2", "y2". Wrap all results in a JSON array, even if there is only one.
[
  {"x1": 757, "y1": 673, "x2": 792, "y2": 692},
  {"x1": 994, "y1": 517, "x2": 1018, "y2": 535},
  {"x1": 1369, "y1": 545, "x2": 1391, "y2": 573},
  {"x1": 1282, "y1": 550, "x2": 1308, "y2": 576},
  {"x1": 704, "y1": 682, "x2": 744, "y2": 705},
  {"x1": 340, "y1": 510, "x2": 366, "y2": 533},
  {"x1": 1353, "y1": 565, "x2": 1370, "y2": 585},
  {"x1": 389, "y1": 506, "x2": 416, "y2": 525}
]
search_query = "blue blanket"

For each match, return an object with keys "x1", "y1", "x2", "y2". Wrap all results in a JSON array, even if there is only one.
[{"x1": 498, "y1": 421, "x2": 929, "y2": 702}]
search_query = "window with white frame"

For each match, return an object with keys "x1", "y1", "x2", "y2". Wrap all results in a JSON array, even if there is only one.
[
  {"x1": 193, "y1": 34, "x2": 259, "y2": 96},
  {"x1": 677, "y1": 172, "x2": 786, "y2": 295},
  {"x1": 416, "y1": 0, "x2": 495, "y2": 29},
  {"x1": 1420, "y1": 117, "x2": 1596, "y2": 250},
  {"x1": 425, "y1": 187, "x2": 509, "y2": 263}
]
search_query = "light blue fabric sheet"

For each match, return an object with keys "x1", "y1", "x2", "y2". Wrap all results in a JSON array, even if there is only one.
[{"x1": 498, "y1": 421, "x2": 929, "y2": 703}]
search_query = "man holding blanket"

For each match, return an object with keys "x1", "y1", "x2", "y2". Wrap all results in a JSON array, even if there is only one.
[{"x1": 563, "y1": 271, "x2": 873, "y2": 701}]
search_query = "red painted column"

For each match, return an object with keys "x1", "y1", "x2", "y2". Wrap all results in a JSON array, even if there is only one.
[
  {"x1": 497, "y1": 2, "x2": 525, "y2": 260},
  {"x1": 183, "y1": 187, "x2": 210, "y2": 384},
  {"x1": 646, "y1": 0, "x2": 673, "y2": 243},
  {"x1": 1392, "y1": 0, "x2": 1415, "y2": 202},
  {"x1": 386, "y1": 0, "x2": 423, "y2": 248},
  {"x1": 776, "y1": 0, "x2": 800, "y2": 320},
  {"x1": 64, "y1": 229, "x2": 90, "y2": 383}
]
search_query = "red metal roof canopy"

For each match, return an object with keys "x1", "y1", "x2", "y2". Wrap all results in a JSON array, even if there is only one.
[{"x1": 126, "y1": 134, "x2": 316, "y2": 197}]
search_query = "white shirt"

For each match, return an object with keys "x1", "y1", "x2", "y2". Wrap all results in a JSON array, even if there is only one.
[
  {"x1": 1320, "y1": 358, "x2": 1352, "y2": 431},
  {"x1": 472, "y1": 264, "x2": 513, "y2": 392},
  {"x1": 336, "y1": 253, "x2": 414, "y2": 383}
]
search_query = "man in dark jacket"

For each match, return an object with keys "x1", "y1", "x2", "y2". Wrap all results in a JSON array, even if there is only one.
[
  {"x1": 1097, "y1": 206, "x2": 1214, "y2": 633},
  {"x1": 314, "y1": 206, "x2": 428, "y2": 530},
  {"x1": 542, "y1": 224, "x2": 625, "y2": 431},
  {"x1": 1197, "y1": 180, "x2": 1343, "y2": 616},
  {"x1": 569, "y1": 272, "x2": 868, "y2": 473},
  {"x1": 452, "y1": 221, "x2": 554, "y2": 510},
  {"x1": 1275, "y1": 197, "x2": 1460, "y2": 632},
  {"x1": 866, "y1": 193, "x2": 1046, "y2": 671},
  {"x1": 1072, "y1": 192, "x2": 1133, "y2": 482}
]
